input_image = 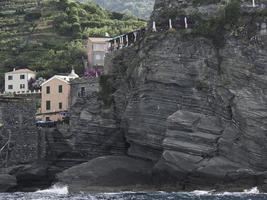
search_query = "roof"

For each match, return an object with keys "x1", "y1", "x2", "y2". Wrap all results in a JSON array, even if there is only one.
[
  {"x1": 41, "y1": 70, "x2": 79, "y2": 86},
  {"x1": 41, "y1": 76, "x2": 70, "y2": 86},
  {"x1": 88, "y1": 37, "x2": 111, "y2": 43},
  {"x1": 5, "y1": 68, "x2": 36, "y2": 74}
]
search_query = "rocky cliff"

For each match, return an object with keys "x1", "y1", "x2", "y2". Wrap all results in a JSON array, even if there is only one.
[
  {"x1": 1, "y1": 0, "x2": 266, "y2": 193},
  {"x1": 59, "y1": 0, "x2": 267, "y2": 192}
]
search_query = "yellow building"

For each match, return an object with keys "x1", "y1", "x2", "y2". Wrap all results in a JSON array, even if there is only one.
[{"x1": 39, "y1": 69, "x2": 79, "y2": 121}]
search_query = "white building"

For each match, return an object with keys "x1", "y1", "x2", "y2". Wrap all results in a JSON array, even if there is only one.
[{"x1": 5, "y1": 68, "x2": 36, "y2": 93}]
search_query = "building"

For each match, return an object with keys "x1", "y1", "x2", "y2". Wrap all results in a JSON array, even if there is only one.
[
  {"x1": 87, "y1": 37, "x2": 110, "y2": 68},
  {"x1": 5, "y1": 68, "x2": 36, "y2": 93},
  {"x1": 39, "y1": 69, "x2": 79, "y2": 121}
]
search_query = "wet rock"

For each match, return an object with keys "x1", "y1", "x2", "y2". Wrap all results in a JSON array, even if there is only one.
[
  {"x1": 57, "y1": 156, "x2": 153, "y2": 192},
  {"x1": 0, "y1": 174, "x2": 17, "y2": 192},
  {"x1": 7, "y1": 162, "x2": 52, "y2": 191}
]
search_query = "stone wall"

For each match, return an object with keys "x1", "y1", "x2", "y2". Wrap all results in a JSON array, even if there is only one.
[{"x1": 0, "y1": 97, "x2": 40, "y2": 167}]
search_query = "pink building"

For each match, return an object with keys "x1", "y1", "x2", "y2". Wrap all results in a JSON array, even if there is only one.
[
  {"x1": 40, "y1": 69, "x2": 79, "y2": 121},
  {"x1": 87, "y1": 37, "x2": 110, "y2": 68}
]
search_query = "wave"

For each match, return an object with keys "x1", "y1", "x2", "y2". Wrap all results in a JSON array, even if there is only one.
[
  {"x1": 219, "y1": 187, "x2": 260, "y2": 196},
  {"x1": 35, "y1": 184, "x2": 69, "y2": 195},
  {"x1": 189, "y1": 187, "x2": 262, "y2": 196}
]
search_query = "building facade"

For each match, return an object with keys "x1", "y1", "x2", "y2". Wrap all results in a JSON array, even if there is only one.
[
  {"x1": 39, "y1": 70, "x2": 79, "y2": 121},
  {"x1": 5, "y1": 68, "x2": 36, "y2": 93},
  {"x1": 87, "y1": 37, "x2": 110, "y2": 68}
]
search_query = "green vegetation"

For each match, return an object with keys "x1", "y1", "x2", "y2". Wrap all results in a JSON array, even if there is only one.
[
  {"x1": 89, "y1": 0, "x2": 154, "y2": 20},
  {"x1": 192, "y1": 0, "x2": 241, "y2": 47},
  {"x1": 192, "y1": 0, "x2": 221, "y2": 6},
  {"x1": 0, "y1": 0, "x2": 146, "y2": 88},
  {"x1": 99, "y1": 74, "x2": 114, "y2": 108}
]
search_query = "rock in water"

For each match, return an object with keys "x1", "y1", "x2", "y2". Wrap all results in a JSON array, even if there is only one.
[
  {"x1": 57, "y1": 156, "x2": 153, "y2": 192},
  {"x1": 0, "y1": 174, "x2": 17, "y2": 192}
]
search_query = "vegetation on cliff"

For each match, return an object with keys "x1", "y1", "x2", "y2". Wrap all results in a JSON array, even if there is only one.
[
  {"x1": 89, "y1": 0, "x2": 155, "y2": 20},
  {"x1": 0, "y1": 0, "x2": 146, "y2": 88}
]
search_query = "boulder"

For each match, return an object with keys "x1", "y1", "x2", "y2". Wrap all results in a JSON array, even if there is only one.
[
  {"x1": 7, "y1": 162, "x2": 53, "y2": 191},
  {"x1": 0, "y1": 174, "x2": 17, "y2": 192},
  {"x1": 57, "y1": 156, "x2": 153, "y2": 192}
]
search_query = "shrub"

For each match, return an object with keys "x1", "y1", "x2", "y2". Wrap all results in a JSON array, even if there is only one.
[
  {"x1": 192, "y1": 0, "x2": 241, "y2": 47},
  {"x1": 24, "y1": 11, "x2": 41, "y2": 21}
]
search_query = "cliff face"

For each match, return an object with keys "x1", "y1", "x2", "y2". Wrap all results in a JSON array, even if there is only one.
[{"x1": 102, "y1": 0, "x2": 267, "y2": 191}]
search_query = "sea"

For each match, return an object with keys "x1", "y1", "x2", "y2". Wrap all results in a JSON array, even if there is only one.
[{"x1": 0, "y1": 185, "x2": 267, "y2": 200}]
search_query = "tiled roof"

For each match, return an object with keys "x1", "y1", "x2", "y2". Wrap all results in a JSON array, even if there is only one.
[{"x1": 6, "y1": 68, "x2": 36, "y2": 74}]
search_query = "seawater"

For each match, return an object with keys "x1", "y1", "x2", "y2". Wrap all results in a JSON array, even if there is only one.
[{"x1": 0, "y1": 185, "x2": 267, "y2": 200}]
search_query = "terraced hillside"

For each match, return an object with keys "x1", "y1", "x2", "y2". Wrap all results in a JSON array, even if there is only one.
[
  {"x1": 91, "y1": 0, "x2": 155, "y2": 19},
  {"x1": 0, "y1": 0, "x2": 146, "y2": 89}
]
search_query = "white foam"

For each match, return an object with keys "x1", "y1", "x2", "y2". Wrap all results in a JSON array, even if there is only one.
[
  {"x1": 187, "y1": 187, "x2": 262, "y2": 196},
  {"x1": 190, "y1": 190, "x2": 213, "y2": 195},
  {"x1": 244, "y1": 187, "x2": 260, "y2": 194},
  {"x1": 35, "y1": 185, "x2": 69, "y2": 195}
]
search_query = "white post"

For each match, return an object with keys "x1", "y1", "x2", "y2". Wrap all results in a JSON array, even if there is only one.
[
  {"x1": 252, "y1": 0, "x2": 256, "y2": 7},
  {"x1": 152, "y1": 21, "x2": 157, "y2": 32},
  {"x1": 169, "y1": 19, "x2": 173, "y2": 29},
  {"x1": 121, "y1": 36, "x2": 124, "y2": 47},
  {"x1": 134, "y1": 32, "x2": 137, "y2": 42},
  {"x1": 184, "y1": 17, "x2": 188, "y2": 29},
  {"x1": 114, "y1": 39, "x2": 117, "y2": 50},
  {"x1": 119, "y1": 37, "x2": 122, "y2": 49},
  {"x1": 126, "y1": 35, "x2": 129, "y2": 46}
]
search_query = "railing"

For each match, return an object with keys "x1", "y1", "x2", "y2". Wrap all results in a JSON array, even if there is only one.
[
  {"x1": 0, "y1": 90, "x2": 41, "y2": 96},
  {"x1": 0, "y1": 131, "x2": 11, "y2": 168},
  {"x1": 107, "y1": 0, "x2": 265, "y2": 52},
  {"x1": 108, "y1": 28, "x2": 146, "y2": 52}
]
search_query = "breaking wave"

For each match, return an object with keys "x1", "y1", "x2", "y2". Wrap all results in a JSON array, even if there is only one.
[
  {"x1": 35, "y1": 184, "x2": 69, "y2": 195},
  {"x1": 1, "y1": 186, "x2": 266, "y2": 200},
  {"x1": 189, "y1": 187, "x2": 261, "y2": 196}
]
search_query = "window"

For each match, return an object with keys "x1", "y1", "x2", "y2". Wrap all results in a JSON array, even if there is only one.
[
  {"x1": 93, "y1": 43, "x2": 106, "y2": 51},
  {"x1": 46, "y1": 86, "x2": 50, "y2": 94},
  {"x1": 20, "y1": 74, "x2": 25, "y2": 79},
  {"x1": 58, "y1": 85, "x2": 63, "y2": 93},
  {"x1": 20, "y1": 84, "x2": 25, "y2": 89},
  {"x1": 95, "y1": 54, "x2": 102, "y2": 60},
  {"x1": 80, "y1": 87, "x2": 85, "y2": 97},
  {"x1": 8, "y1": 85, "x2": 13, "y2": 90},
  {"x1": 46, "y1": 101, "x2": 51, "y2": 111},
  {"x1": 59, "y1": 102, "x2": 62, "y2": 109},
  {"x1": 8, "y1": 75, "x2": 13, "y2": 80}
]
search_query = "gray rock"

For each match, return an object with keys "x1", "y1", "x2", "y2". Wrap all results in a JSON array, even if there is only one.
[
  {"x1": 0, "y1": 174, "x2": 16, "y2": 192},
  {"x1": 57, "y1": 156, "x2": 153, "y2": 192}
]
